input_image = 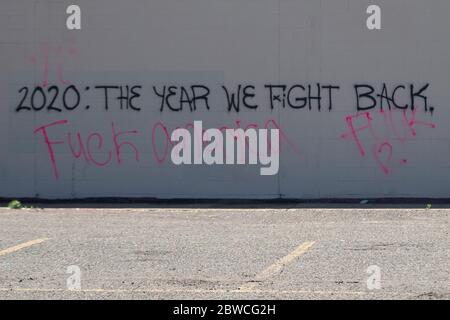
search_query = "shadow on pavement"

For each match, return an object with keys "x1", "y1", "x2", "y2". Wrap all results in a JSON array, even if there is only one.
[{"x1": 1, "y1": 198, "x2": 449, "y2": 209}]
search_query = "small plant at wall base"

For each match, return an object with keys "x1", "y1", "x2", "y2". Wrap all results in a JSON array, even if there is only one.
[
  {"x1": 7, "y1": 200, "x2": 34, "y2": 209},
  {"x1": 8, "y1": 200, "x2": 22, "y2": 209}
]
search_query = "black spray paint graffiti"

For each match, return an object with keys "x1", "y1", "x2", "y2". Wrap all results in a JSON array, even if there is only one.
[
  {"x1": 15, "y1": 85, "x2": 142, "y2": 112},
  {"x1": 14, "y1": 83, "x2": 435, "y2": 114},
  {"x1": 264, "y1": 84, "x2": 341, "y2": 111},
  {"x1": 153, "y1": 85, "x2": 210, "y2": 112},
  {"x1": 221, "y1": 85, "x2": 258, "y2": 112},
  {"x1": 355, "y1": 83, "x2": 434, "y2": 114},
  {"x1": 152, "y1": 84, "x2": 342, "y2": 112}
]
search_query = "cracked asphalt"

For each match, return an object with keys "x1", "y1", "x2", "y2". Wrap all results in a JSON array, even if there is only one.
[{"x1": 0, "y1": 204, "x2": 448, "y2": 299}]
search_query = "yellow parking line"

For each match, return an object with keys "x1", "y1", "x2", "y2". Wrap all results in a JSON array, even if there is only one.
[
  {"x1": 0, "y1": 287, "x2": 392, "y2": 296},
  {"x1": 0, "y1": 238, "x2": 50, "y2": 257},
  {"x1": 240, "y1": 241, "x2": 315, "y2": 291}
]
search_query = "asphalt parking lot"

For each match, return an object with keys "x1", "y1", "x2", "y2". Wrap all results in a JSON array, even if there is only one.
[{"x1": 0, "y1": 203, "x2": 449, "y2": 299}]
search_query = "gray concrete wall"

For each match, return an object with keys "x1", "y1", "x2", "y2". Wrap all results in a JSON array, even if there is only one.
[{"x1": 1, "y1": 0, "x2": 449, "y2": 199}]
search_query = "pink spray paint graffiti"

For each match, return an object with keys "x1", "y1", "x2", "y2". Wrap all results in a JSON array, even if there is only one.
[
  {"x1": 34, "y1": 118, "x2": 301, "y2": 179},
  {"x1": 340, "y1": 108, "x2": 436, "y2": 175},
  {"x1": 28, "y1": 43, "x2": 77, "y2": 87},
  {"x1": 34, "y1": 120, "x2": 140, "y2": 179}
]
